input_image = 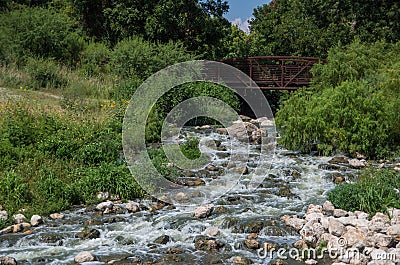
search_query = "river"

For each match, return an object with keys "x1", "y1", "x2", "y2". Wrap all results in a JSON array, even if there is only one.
[{"x1": 0, "y1": 128, "x2": 359, "y2": 264}]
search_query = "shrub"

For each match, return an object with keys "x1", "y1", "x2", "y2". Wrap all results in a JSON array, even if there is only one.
[
  {"x1": 181, "y1": 137, "x2": 201, "y2": 160},
  {"x1": 25, "y1": 57, "x2": 68, "y2": 89},
  {"x1": 0, "y1": 7, "x2": 84, "y2": 66},
  {"x1": 111, "y1": 78, "x2": 141, "y2": 101},
  {"x1": 0, "y1": 99, "x2": 139, "y2": 217},
  {"x1": 328, "y1": 169, "x2": 400, "y2": 215},
  {"x1": 276, "y1": 41, "x2": 400, "y2": 158},
  {"x1": 147, "y1": 148, "x2": 181, "y2": 182},
  {"x1": 73, "y1": 130, "x2": 122, "y2": 165},
  {"x1": 81, "y1": 41, "x2": 111, "y2": 77},
  {"x1": 0, "y1": 171, "x2": 30, "y2": 214},
  {"x1": 0, "y1": 101, "x2": 40, "y2": 147},
  {"x1": 111, "y1": 37, "x2": 194, "y2": 81},
  {"x1": 109, "y1": 37, "x2": 195, "y2": 101},
  {"x1": 32, "y1": 169, "x2": 70, "y2": 214},
  {"x1": 144, "y1": 82, "x2": 240, "y2": 143},
  {"x1": 73, "y1": 163, "x2": 144, "y2": 202}
]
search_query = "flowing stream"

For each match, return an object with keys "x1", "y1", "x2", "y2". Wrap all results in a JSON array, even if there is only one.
[{"x1": 0, "y1": 128, "x2": 360, "y2": 265}]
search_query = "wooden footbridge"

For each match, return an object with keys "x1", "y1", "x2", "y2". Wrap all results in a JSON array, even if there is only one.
[{"x1": 215, "y1": 56, "x2": 324, "y2": 90}]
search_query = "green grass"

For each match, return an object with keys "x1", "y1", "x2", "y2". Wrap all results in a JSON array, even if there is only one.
[
  {"x1": 180, "y1": 136, "x2": 201, "y2": 160},
  {"x1": 327, "y1": 168, "x2": 400, "y2": 216},
  {"x1": 0, "y1": 95, "x2": 144, "y2": 228}
]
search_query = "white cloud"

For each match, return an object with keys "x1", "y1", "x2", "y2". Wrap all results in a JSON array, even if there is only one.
[{"x1": 231, "y1": 17, "x2": 252, "y2": 34}]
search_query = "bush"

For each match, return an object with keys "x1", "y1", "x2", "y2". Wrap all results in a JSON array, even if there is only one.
[
  {"x1": 111, "y1": 78, "x2": 142, "y2": 101},
  {"x1": 32, "y1": 169, "x2": 71, "y2": 214},
  {"x1": 0, "y1": 101, "x2": 40, "y2": 147},
  {"x1": 181, "y1": 137, "x2": 201, "y2": 160},
  {"x1": 0, "y1": 171, "x2": 30, "y2": 214},
  {"x1": 25, "y1": 57, "x2": 68, "y2": 89},
  {"x1": 111, "y1": 37, "x2": 194, "y2": 81},
  {"x1": 0, "y1": 99, "x2": 144, "y2": 219},
  {"x1": 81, "y1": 41, "x2": 111, "y2": 77},
  {"x1": 276, "y1": 41, "x2": 400, "y2": 158},
  {"x1": 144, "y1": 82, "x2": 240, "y2": 143},
  {"x1": 328, "y1": 169, "x2": 400, "y2": 215},
  {"x1": 109, "y1": 37, "x2": 195, "y2": 101},
  {"x1": 0, "y1": 7, "x2": 84, "y2": 66},
  {"x1": 73, "y1": 163, "x2": 144, "y2": 202},
  {"x1": 147, "y1": 148, "x2": 180, "y2": 182}
]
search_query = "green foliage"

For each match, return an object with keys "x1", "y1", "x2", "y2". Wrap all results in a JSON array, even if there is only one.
[
  {"x1": 328, "y1": 169, "x2": 400, "y2": 215},
  {"x1": 4, "y1": 106, "x2": 42, "y2": 151},
  {"x1": 181, "y1": 137, "x2": 201, "y2": 160},
  {"x1": 70, "y1": 0, "x2": 109, "y2": 41},
  {"x1": 155, "y1": 82, "x2": 240, "y2": 122},
  {"x1": 72, "y1": 163, "x2": 145, "y2": 203},
  {"x1": 147, "y1": 149, "x2": 180, "y2": 182},
  {"x1": 0, "y1": 99, "x2": 144, "y2": 220},
  {"x1": 81, "y1": 42, "x2": 111, "y2": 77},
  {"x1": 144, "y1": 82, "x2": 240, "y2": 143},
  {"x1": 0, "y1": 171, "x2": 30, "y2": 214},
  {"x1": 251, "y1": 0, "x2": 326, "y2": 57},
  {"x1": 32, "y1": 169, "x2": 71, "y2": 213},
  {"x1": 144, "y1": 0, "x2": 230, "y2": 58},
  {"x1": 111, "y1": 37, "x2": 194, "y2": 81},
  {"x1": 0, "y1": 7, "x2": 84, "y2": 66},
  {"x1": 276, "y1": 42, "x2": 400, "y2": 158},
  {"x1": 311, "y1": 41, "x2": 400, "y2": 88},
  {"x1": 111, "y1": 78, "x2": 142, "y2": 102},
  {"x1": 72, "y1": 0, "x2": 230, "y2": 57},
  {"x1": 24, "y1": 57, "x2": 68, "y2": 90},
  {"x1": 250, "y1": 0, "x2": 400, "y2": 57}
]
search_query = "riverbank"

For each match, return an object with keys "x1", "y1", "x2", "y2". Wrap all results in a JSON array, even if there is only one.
[{"x1": 282, "y1": 202, "x2": 400, "y2": 264}]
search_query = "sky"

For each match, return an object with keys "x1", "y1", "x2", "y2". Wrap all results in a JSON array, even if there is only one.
[{"x1": 224, "y1": 0, "x2": 270, "y2": 33}]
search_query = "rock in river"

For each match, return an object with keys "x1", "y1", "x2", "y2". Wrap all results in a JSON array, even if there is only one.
[
  {"x1": 30, "y1": 215, "x2": 43, "y2": 227},
  {"x1": 0, "y1": 256, "x2": 17, "y2": 265},
  {"x1": 76, "y1": 227, "x2": 100, "y2": 240},
  {"x1": 96, "y1": 201, "x2": 114, "y2": 212},
  {"x1": 194, "y1": 205, "x2": 213, "y2": 218},
  {"x1": 194, "y1": 236, "x2": 225, "y2": 252},
  {"x1": 74, "y1": 251, "x2": 96, "y2": 263},
  {"x1": 348, "y1": 158, "x2": 366, "y2": 168},
  {"x1": 154, "y1": 235, "x2": 172, "y2": 245},
  {"x1": 12, "y1": 214, "x2": 26, "y2": 224},
  {"x1": 0, "y1": 211, "x2": 7, "y2": 221},
  {"x1": 125, "y1": 201, "x2": 140, "y2": 213},
  {"x1": 49, "y1": 213, "x2": 65, "y2": 220},
  {"x1": 233, "y1": 256, "x2": 253, "y2": 264}
]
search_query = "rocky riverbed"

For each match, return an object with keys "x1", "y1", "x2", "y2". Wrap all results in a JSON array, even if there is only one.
[
  {"x1": 282, "y1": 203, "x2": 400, "y2": 265},
  {"x1": 0, "y1": 120, "x2": 399, "y2": 265}
]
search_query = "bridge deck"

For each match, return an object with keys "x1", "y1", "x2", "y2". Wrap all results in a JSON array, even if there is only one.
[{"x1": 219, "y1": 56, "x2": 324, "y2": 90}]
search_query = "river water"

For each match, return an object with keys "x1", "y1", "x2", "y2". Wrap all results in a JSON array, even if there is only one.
[{"x1": 0, "y1": 128, "x2": 359, "y2": 265}]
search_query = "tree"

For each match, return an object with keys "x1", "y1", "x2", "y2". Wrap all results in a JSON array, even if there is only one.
[
  {"x1": 250, "y1": 0, "x2": 400, "y2": 57},
  {"x1": 70, "y1": 0, "x2": 231, "y2": 58},
  {"x1": 144, "y1": 0, "x2": 230, "y2": 58},
  {"x1": 70, "y1": 0, "x2": 110, "y2": 41},
  {"x1": 103, "y1": 0, "x2": 157, "y2": 43},
  {"x1": 0, "y1": 7, "x2": 84, "y2": 66}
]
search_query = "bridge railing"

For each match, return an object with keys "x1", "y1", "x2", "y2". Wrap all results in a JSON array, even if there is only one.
[{"x1": 220, "y1": 56, "x2": 324, "y2": 90}]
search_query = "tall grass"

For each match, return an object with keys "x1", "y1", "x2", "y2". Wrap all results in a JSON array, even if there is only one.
[
  {"x1": 328, "y1": 168, "x2": 400, "y2": 215},
  {"x1": 0, "y1": 99, "x2": 143, "y2": 225}
]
